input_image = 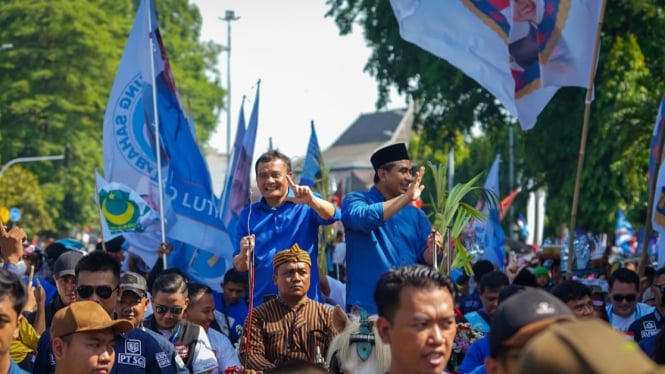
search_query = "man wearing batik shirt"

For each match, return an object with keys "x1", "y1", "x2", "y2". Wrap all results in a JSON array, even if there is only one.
[{"x1": 239, "y1": 244, "x2": 337, "y2": 371}]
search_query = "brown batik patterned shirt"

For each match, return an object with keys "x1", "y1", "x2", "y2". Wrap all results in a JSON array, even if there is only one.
[{"x1": 239, "y1": 297, "x2": 336, "y2": 370}]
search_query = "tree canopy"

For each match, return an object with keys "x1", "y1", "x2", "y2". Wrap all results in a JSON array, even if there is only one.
[
  {"x1": 326, "y1": 0, "x2": 665, "y2": 235},
  {"x1": 0, "y1": 0, "x2": 224, "y2": 234}
]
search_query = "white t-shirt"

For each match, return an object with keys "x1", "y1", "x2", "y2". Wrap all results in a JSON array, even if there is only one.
[
  {"x1": 158, "y1": 324, "x2": 218, "y2": 374},
  {"x1": 207, "y1": 328, "x2": 241, "y2": 374},
  {"x1": 333, "y1": 241, "x2": 346, "y2": 265},
  {"x1": 606, "y1": 303, "x2": 655, "y2": 335}
]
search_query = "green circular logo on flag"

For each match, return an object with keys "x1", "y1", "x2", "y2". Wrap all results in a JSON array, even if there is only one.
[{"x1": 100, "y1": 189, "x2": 140, "y2": 231}]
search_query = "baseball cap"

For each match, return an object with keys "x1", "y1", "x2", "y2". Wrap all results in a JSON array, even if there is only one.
[
  {"x1": 489, "y1": 288, "x2": 574, "y2": 357},
  {"x1": 642, "y1": 288, "x2": 655, "y2": 303},
  {"x1": 53, "y1": 251, "x2": 84, "y2": 279},
  {"x1": 119, "y1": 272, "x2": 147, "y2": 298},
  {"x1": 533, "y1": 266, "x2": 549, "y2": 278},
  {"x1": 95, "y1": 235, "x2": 126, "y2": 253},
  {"x1": 516, "y1": 319, "x2": 665, "y2": 374},
  {"x1": 51, "y1": 301, "x2": 133, "y2": 339}
]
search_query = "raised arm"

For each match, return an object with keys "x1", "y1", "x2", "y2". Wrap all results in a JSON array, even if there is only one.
[{"x1": 285, "y1": 176, "x2": 336, "y2": 220}]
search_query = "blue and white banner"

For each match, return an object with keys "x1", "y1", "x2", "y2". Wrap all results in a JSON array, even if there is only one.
[{"x1": 102, "y1": 0, "x2": 233, "y2": 278}]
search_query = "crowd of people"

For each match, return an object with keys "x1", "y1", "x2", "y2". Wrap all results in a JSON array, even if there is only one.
[{"x1": 1, "y1": 142, "x2": 665, "y2": 373}]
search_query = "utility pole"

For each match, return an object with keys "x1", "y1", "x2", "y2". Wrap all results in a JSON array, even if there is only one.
[{"x1": 221, "y1": 10, "x2": 240, "y2": 156}]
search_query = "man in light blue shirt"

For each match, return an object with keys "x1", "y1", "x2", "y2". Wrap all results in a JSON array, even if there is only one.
[
  {"x1": 233, "y1": 150, "x2": 340, "y2": 307},
  {"x1": 342, "y1": 143, "x2": 441, "y2": 314}
]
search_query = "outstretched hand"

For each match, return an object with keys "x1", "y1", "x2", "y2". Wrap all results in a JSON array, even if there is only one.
[
  {"x1": 284, "y1": 175, "x2": 315, "y2": 205},
  {"x1": 0, "y1": 222, "x2": 26, "y2": 264},
  {"x1": 406, "y1": 166, "x2": 426, "y2": 202}
]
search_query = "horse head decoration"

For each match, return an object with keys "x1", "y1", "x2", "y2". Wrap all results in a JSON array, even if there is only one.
[{"x1": 326, "y1": 306, "x2": 391, "y2": 374}]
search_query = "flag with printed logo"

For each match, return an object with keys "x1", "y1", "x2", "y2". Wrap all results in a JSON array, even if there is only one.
[
  {"x1": 102, "y1": 0, "x2": 233, "y2": 277},
  {"x1": 388, "y1": 0, "x2": 603, "y2": 130},
  {"x1": 95, "y1": 172, "x2": 159, "y2": 239}
]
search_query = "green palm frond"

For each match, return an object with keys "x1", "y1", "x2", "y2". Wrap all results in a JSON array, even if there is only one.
[{"x1": 426, "y1": 161, "x2": 491, "y2": 276}]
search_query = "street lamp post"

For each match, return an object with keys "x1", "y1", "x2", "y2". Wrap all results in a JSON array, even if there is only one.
[
  {"x1": 0, "y1": 155, "x2": 64, "y2": 180},
  {"x1": 221, "y1": 10, "x2": 240, "y2": 156}
]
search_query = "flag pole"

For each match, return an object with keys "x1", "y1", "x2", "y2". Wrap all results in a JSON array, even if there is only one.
[
  {"x1": 640, "y1": 107, "x2": 665, "y2": 275},
  {"x1": 566, "y1": 0, "x2": 607, "y2": 279},
  {"x1": 146, "y1": 0, "x2": 167, "y2": 269},
  {"x1": 94, "y1": 171, "x2": 108, "y2": 253}
]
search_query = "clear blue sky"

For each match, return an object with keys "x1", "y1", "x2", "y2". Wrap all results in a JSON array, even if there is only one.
[{"x1": 191, "y1": 0, "x2": 404, "y2": 159}]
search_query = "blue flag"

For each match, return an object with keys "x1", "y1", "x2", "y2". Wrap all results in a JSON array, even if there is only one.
[
  {"x1": 649, "y1": 93, "x2": 665, "y2": 195},
  {"x1": 226, "y1": 83, "x2": 260, "y2": 238},
  {"x1": 472, "y1": 156, "x2": 506, "y2": 268},
  {"x1": 300, "y1": 122, "x2": 322, "y2": 189},
  {"x1": 616, "y1": 208, "x2": 637, "y2": 254},
  {"x1": 220, "y1": 98, "x2": 247, "y2": 227},
  {"x1": 102, "y1": 0, "x2": 233, "y2": 282}
]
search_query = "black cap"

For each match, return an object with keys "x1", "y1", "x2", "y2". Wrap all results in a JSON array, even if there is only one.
[
  {"x1": 370, "y1": 143, "x2": 410, "y2": 171},
  {"x1": 45, "y1": 242, "x2": 69, "y2": 262},
  {"x1": 95, "y1": 236, "x2": 126, "y2": 253},
  {"x1": 53, "y1": 251, "x2": 84, "y2": 279},
  {"x1": 119, "y1": 272, "x2": 147, "y2": 298},
  {"x1": 489, "y1": 289, "x2": 574, "y2": 357}
]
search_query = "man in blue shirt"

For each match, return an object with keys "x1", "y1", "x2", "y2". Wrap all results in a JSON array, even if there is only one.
[
  {"x1": 233, "y1": 150, "x2": 340, "y2": 307},
  {"x1": 342, "y1": 143, "x2": 442, "y2": 314},
  {"x1": 212, "y1": 269, "x2": 248, "y2": 346}
]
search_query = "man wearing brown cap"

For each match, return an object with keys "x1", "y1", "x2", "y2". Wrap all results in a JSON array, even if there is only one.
[
  {"x1": 34, "y1": 251, "x2": 177, "y2": 373},
  {"x1": 484, "y1": 288, "x2": 574, "y2": 374},
  {"x1": 239, "y1": 244, "x2": 337, "y2": 371},
  {"x1": 342, "y1": 142, "x2": 442, "y2": 314},
  {"x1": 51, "y1": 300, "x2": 133, "y2": 373}
]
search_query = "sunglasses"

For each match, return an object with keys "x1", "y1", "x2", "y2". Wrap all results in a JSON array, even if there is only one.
[
  {"x1": 612, "y1": 293, "x2": 637, "y2": 303},
  {"x1": 77, "y1": 285, "x2": 117, "y2": 300},
  {"x1": 154, "y1": 305, "x2": 184, "y2": 315}
]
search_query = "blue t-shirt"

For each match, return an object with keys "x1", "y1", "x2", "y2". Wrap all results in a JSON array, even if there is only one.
[
  {"x1": 456, "y1": 336, "x2": 490, "y2": 374},
  {"x1": 212, "y1": 291, "x2": 248, "y2": 343},
  {"x1": 234, "y1": 194, "x2": 340, "y2": 307},
  {"x1": 460, "y1": 289, "x2": 482, "y2": 315},
  {"x1": 34, "y1": 328, "x2": 176, "y2": 374},
  {"x1": 8, "y1": 359, "x2": 28, "y2": 374},
  {"x1": 341, "y1": 186, "x2": 431, "y2": 314}
]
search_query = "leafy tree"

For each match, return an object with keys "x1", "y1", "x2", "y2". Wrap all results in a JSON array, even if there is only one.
[
  {"x1": 326, "y1": 1, "x2": 665, "y2": 234},
  {"x1": 0, "y1": 0, "x2": 225, "y2": 234},
  {"x1": 0, "y1": 166, "x2": 55, "y2": 234}
]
